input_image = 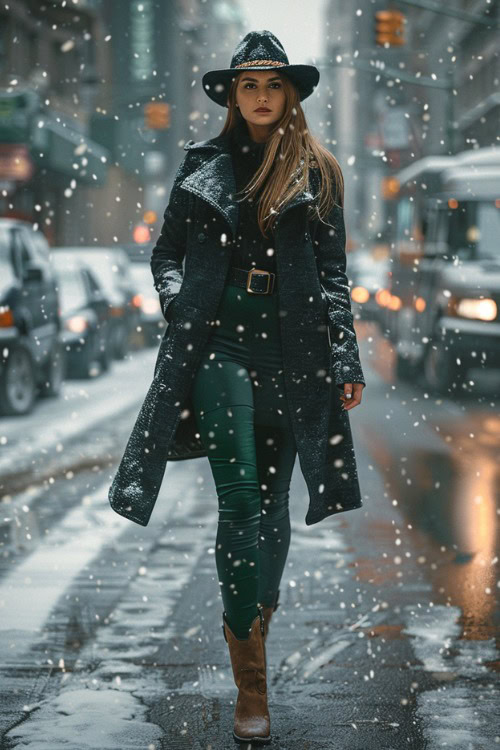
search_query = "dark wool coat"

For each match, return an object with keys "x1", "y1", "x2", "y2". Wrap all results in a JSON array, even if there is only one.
[{"x1": 108, "y1": 129, "x2": 366, "y2": 527}]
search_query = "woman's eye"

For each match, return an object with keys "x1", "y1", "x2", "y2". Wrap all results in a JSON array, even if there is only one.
[{"x1": 243, "y1": 83, "x2": 281, "y2": 89}]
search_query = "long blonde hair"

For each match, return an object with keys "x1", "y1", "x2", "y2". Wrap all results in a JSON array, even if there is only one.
[{"x1": 220, "y1": 71, "x2": 344, "y2": 239}]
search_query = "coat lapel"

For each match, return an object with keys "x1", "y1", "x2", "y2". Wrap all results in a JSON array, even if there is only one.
[
  {"x1": 181, "y1": 147, "x2": 240, "y2": 238},
  {"x1": 180, "y1": 132, "x2": 318, "y2": 238},
  {"x1": 275, "y1": 184, "x2": 315, "y2": 230}
]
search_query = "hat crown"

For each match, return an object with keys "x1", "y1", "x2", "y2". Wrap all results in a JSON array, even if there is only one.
[{"x1": 230, "y1": 30, "x2": 289, "y2": 68}]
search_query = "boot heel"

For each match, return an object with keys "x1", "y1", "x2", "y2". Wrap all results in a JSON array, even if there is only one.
[{"x1": 222, "y1": 613, "x2": 228, "y2": 643}]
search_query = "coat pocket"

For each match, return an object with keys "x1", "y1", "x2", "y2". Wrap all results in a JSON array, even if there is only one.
[{"x1": 164, "y1": 295, "x2": 179, "y2": 323}]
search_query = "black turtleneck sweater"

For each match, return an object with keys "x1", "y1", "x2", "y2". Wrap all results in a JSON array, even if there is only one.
[{"x1": 229, "y1": 118, "x2": 276, "y2": 274}]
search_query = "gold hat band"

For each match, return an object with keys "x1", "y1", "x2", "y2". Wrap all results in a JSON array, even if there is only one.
[{"x1": 234, "y1": 60, "x2": 287, "y2": 68}]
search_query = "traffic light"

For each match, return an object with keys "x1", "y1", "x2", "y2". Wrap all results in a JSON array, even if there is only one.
[
  {"x1": 144, "y1": 101, "x2": 170, "y2": 129},
  {"x1": 375, "y1": 9, "x2": 405, "y2": 47}
]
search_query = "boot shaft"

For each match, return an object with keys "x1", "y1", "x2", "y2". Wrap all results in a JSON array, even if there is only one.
[{"x1": 222, "y1": 607, "x2": 271, "y2": 744}]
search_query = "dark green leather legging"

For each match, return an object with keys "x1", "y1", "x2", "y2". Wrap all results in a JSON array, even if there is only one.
[{"x1": 191, "y1": 281, "x2": 297, "y2": 639}]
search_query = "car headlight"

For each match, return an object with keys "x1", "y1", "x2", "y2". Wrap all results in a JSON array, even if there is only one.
[
  {"x1": 351, "y1": 286, "x2": 370, "y2": 304},
  {"x1": 448, "y1": 296, "x2": 497, "y2": 321},
  {"x1": 65, "y1": 315, "x2": 89, "y2": 333}
]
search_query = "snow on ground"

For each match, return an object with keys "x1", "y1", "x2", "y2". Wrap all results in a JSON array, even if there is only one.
[{"x1": 402, "y1": 604, "x2": 498, "y2": 749}]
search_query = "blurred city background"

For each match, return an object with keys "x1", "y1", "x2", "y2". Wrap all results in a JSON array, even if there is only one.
[{"x1": 0, "y1": 2, "x2": 498, "y2": 748}]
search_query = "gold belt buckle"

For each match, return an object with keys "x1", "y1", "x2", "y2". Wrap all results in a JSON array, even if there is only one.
[{"x1": 246, "y1": 268, "x2": 271, "y2": 294}]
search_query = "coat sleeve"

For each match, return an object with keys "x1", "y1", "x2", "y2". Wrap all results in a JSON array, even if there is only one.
[
  {"x1": 312, "y1": 200, "x2": 366, "y2": 390},
  {"x1": 150, "y1": 151, "x2": 193, "y2": 320}
]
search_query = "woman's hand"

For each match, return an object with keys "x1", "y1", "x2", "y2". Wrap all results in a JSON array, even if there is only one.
[{"x1": 339, "y1": 382, "x2": 364, "y2": 410}]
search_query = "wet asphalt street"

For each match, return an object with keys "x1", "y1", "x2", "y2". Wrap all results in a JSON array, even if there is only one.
[{"x1": 0, "y1": 324, "x2": 498, "y2": 749}]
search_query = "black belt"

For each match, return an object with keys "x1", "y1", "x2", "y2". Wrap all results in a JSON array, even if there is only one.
[{"x1": 227, "y1": 266, "x2": 277, "y2": 294}]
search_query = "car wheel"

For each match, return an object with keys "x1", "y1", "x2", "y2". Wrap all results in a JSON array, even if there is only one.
[
  {"x1": 424, "y1": 335, "x2": 466, "y2": 395},
  {"x1": 70, "y1": 335, "x2": 101, "y2": 379},
  {"x1": 113, "y1": 324, "x2": 129, "y2": 360},
  {"x1": 39, "y1": 340, "x2": 66, "y2": 398},
  {"x1": 0, "y1": 343, "x2": 37, "y2": 416},
  {"x1": 395, "y1": 351, "x2": 416, "y2": 382},
  {"x1": 99, "y1": 339, "x2": 112, "y2": 372}
]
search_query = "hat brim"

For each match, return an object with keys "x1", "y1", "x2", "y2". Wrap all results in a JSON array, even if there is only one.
[{"x1": 202, "y1": 64, "x2": 320, "y2": 107}]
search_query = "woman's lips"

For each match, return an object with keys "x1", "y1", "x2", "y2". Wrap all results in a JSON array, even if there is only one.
[{"x1": 255, "y1": 109, "x2": 271, "y2": 113}]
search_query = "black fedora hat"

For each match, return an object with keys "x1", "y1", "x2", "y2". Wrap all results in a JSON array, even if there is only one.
[{"x1": 202, "y1": 30, "x2": 320, "y2": 108}]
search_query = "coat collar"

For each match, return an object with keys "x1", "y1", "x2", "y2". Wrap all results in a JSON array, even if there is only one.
[{"x1": 180, "y1": 130, "x2": 317, "y2": 239}]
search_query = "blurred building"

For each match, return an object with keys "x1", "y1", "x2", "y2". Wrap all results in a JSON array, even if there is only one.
[
  {"x1": 323, "y1": 0, "x2": 499, "y2": 247},
  {"x1": 174, "y1": 0, "x2": 245, "y2": 143},
  {"x1": 0, "y1": 0, "x2": 244, "y2": 246},
  {"x1": 404, "y1": 0, "x2": 499, "y2": 153},
  {"x1": 323, "y1": 1, "x2": 406, "y2": 247},
  {"x1": 0, "y1": 0, "x2": 111, "y2": 244},
  {"x1": 93, "y1": 0, "x2": 244, "y2": 245}
]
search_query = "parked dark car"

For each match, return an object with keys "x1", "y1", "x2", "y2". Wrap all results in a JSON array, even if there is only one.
[
  {"x1": 50, "y1": 251, "x2": 113, "y2": 378},
  {"x1": 52, "y1": 247, "x2": 140, "y2": 360},
  {"x1": 0, "y1": 218, "x2": 64, "y2": 416},
  {"x1": 128, "y1": 261, "x2": 165, "y2": 346}
]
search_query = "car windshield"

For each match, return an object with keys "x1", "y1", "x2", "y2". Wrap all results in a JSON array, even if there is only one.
[
  {"x1": 448, "y1": 201, "x2": 500, "y2": 260},
  {"x1": 70, "y1": 251, "x2": 121, "y2": 293},
  {"x1": 0, "y1": 257, "x2": 16, "y2": 292},
  {"x1": 56, "y1": 269, "x2": 87, "y2": 313}
]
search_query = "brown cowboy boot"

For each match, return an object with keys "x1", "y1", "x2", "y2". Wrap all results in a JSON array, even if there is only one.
[
  {"x1": 222, "y1": 607, "x2": 271, "y2": 745},
  {"x1": 261, "y1": 588, "x2": 280, "y2": 644}
]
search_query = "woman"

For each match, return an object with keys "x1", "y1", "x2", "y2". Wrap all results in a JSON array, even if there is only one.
[{"x1": 108, "y1": 30, "x2": 366, "y2": 746}]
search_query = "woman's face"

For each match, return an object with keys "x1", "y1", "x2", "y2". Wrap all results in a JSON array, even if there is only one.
[{"x1": 233, "y1": 70, "x2": 286, "y2": 141}]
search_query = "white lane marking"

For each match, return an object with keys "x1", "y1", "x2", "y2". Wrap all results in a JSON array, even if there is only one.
[
  {"x1": 0, "y1": 482, "x2": 129, "y2": 633},
  {"x1": 0, "y1": 457, "x2": 205, "y2": 634},
  {"x1": 5, "y1": 465, "x2": 216, "y2": 749}
]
